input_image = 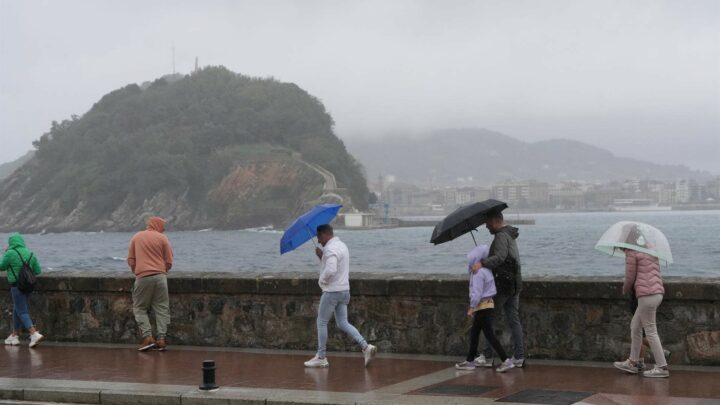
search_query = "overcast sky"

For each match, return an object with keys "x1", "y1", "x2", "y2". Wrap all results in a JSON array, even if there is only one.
[{"x1": 1, "y1": 0, "x2": 718, "y2": 172}]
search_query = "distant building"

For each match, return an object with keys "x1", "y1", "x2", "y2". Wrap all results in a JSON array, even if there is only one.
[
  {"x1": 443, "y1": 186, "x2": 491, "y2": 208},
  {"x1": 493, "y1": 181, "x2": 549, "y2": 208},
  {"x1": 675, "y1": 180, "x2": 703, "y2": 203},
  {"x1": 706, "y1": 177, "x2": 720, "y2": 200},
  {"x1": 340, "y1": 212, "x2": 375, "y2": 228},
  {"x1": 378, "y1": 177, "x2": 718, "y2": 214},
  {"x1": 610, "y1": 198, "x2": 671, "y2": 211},
  {"x1": 548, "y1": 183, "x2": 585, "y2": 210},
  {"x1": 655, "y1": 183, "x2": 676, "y2": 206},
  {"x1": 385, "y1": 184, "x2": 445, "y2": 215},
  {"x1": 586, "y1": 182, "x2": 626, "y2": 209}
]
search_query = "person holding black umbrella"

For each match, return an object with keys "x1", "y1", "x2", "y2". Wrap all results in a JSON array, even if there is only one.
[
  {"x1": 430, "y1": 200, "x2": 524, "y2": 368},
  {"x1": 471, "y1": 211, "x2": 525, "y2": 368}
]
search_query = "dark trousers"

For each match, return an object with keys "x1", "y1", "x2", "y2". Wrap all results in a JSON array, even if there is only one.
[
  {"x1": 467, "y1": 308, "x2": 508, "y2": 362},
  {"x1": 482, "y1": 291, "x2": 525, "y2": 359}
]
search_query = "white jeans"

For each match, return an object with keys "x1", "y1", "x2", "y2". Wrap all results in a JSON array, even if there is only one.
[{"x1": 630, "y1": 294, "x2": 667, "y2": 367}]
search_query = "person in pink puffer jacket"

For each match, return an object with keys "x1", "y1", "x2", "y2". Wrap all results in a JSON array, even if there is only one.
[{"x1": 613, "y1": 226, "x2": 669, "y2": 378}]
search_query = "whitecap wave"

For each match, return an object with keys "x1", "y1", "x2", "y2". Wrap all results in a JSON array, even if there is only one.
[{"x1": 242, "y1": 226, "x2": 281, "y2": 234}]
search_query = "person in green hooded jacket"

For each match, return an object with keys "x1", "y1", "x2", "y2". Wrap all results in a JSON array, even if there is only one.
[{"x1": 0, "y1": 233, "x2": 44, "y2": 347}]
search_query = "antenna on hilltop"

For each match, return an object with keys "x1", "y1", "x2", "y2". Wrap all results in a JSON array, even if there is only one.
[
  {"x1": 172, "y1": 45, "x2": 176, "y2": 74},
  {"x1": 194, "y1": 56, "x2": 199, "y2": 73}
]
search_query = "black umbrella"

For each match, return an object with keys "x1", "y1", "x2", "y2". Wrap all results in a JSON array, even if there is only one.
[{"x1": 430, "y1": 199, "x2": 508, "y2": 245}]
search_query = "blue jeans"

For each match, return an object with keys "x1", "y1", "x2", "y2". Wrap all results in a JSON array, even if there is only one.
[
  {"x1": 483, "y1": 291, "x2": 525, "y2": 359},
  {"x1": 10, "y1": 287, "x2": 34, "y2": 331},
  {"x1": 316, "y1": 291, "x2": 368, "y2": 358}
]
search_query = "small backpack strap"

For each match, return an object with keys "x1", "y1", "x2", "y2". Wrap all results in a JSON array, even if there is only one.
[
  {"x1": 11, "y1": 248, "x2": 28, "y2": 266},
  {"x1": 7, "y1": 264, "x2": 18, "y2": 281}
]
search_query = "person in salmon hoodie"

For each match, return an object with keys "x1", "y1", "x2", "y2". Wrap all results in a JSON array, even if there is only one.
[
  {"x1": 613, "y1": 225, "x2": 669, "y2": 378},
  {"x1": 127, "y1": 217, "x2": 173, "y2": 352}
]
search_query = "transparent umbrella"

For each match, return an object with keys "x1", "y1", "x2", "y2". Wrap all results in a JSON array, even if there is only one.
[{"x1": 594, "y1": 221, "x2": 673, "y2": 266}]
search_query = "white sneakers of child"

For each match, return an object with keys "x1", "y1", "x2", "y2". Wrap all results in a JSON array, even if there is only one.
[
  {"x1": 474, "y1": 355, "x2": 524, "y2": 370},
  {"x1": 461, "y1": 356, "x2": 515, "y2": 373},
  {"x1": 496, "y1": 358, "x2": 515, "y2": 373},
  {"x1": 474, "y1": 354, "x2": 494, "y2": 368}
]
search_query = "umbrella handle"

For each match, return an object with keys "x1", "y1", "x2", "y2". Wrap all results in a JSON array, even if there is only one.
[
  {"x1": 470, "y1": 230, "x2": 477, "y2": 246},
  {"x1": 306, "y1": 228, "x2": 322, "y2": 261},
  {"x1": 305, "y1": 225, "x2": 319, "y2": 249}
]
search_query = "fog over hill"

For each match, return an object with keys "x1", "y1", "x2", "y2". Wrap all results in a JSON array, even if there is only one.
[{"x1": 347, "y1": 129, "x2": 710, "y2": 187}]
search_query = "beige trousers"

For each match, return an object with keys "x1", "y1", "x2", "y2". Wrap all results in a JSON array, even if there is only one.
[
  {"x1": 132, "y1": 274, "x2": 170, "y2": 339},
  {"x1": 630, "y1": 294, "x2": 667, "y2": 367}
]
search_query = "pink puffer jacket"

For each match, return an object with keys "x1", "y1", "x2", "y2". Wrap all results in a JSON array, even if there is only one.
[{"x1": 623, "y1": 250, "x2": 664, "y2": 297}]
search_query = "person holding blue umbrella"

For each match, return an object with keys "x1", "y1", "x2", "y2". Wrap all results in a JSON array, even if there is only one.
[{"x1": 280, "y1": 205, "x2": 377, "y2": 368}]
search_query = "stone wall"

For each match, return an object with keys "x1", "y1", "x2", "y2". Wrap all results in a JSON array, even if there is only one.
[{"x1": 1, "y1": 271, "x2": 718, "y2": 365}]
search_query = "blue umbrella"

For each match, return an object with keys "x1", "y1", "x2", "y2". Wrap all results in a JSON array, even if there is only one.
[{"x1": 280, "y1": 204, "x2": 342, "y2": 254}]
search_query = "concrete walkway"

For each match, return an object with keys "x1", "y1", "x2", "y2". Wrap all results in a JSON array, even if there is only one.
[{"x1": 0, "y1": 343, "x2": 718, "y2": 404}]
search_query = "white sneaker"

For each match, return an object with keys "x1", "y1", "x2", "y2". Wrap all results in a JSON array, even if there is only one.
[
  {"x1": 304, "y1": 355, "x2": 329, "y2": 368},
  {"x1": 455, "y1": 361, "x2": 476, "y2": 371},
  {"x1": 29, "y1": 332, "x2": 44, "y2": 348},
  {"x1": 643, "y1": 366, "x2": 669, "y2": 378},
  {"x1": 511, "y1": 356, "x2": 525, "y2": 368},
  {"x1": 4, "y1": 335, "x2": 19, "y2": 346},
  {"x1": 473, "y1": 354, "x2": 494, "y2": 368},
  {"x1": 613, "y1": 359, "x2": 639, "y2": 374},
  {"x1": 363, "y1": 344, "x2": 377, "y2": 367},
  {"x1": 496, "y1": 358, "x2": 515, "y2": 373}
]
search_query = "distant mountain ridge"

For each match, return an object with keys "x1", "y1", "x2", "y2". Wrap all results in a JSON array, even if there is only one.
[{"x1": 346, "y1": 128, "x2": 709, "y2": 186}]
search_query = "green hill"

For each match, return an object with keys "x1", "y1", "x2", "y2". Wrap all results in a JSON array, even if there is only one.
[{"x1": 0, "y1": 67, "x2": 369, "y2": 232}]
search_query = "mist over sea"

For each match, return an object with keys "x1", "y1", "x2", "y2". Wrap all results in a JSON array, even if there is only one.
[{"x1": 2, "y1": 211, "x2": 718, "y2": 279}]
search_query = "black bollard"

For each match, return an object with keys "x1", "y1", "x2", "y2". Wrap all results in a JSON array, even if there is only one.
[{"x1": 199, "y1": 360, "x2": 219, "y2": 391}]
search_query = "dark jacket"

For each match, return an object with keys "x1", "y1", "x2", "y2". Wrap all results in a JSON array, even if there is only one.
[{"x1": 483, "y1": 226, "x2": 522, "y2": 293}]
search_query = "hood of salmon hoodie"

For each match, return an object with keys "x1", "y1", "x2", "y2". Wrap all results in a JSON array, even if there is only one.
[{"x1": 146, "y1": 217, "x2": 166, "y2": 233}]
